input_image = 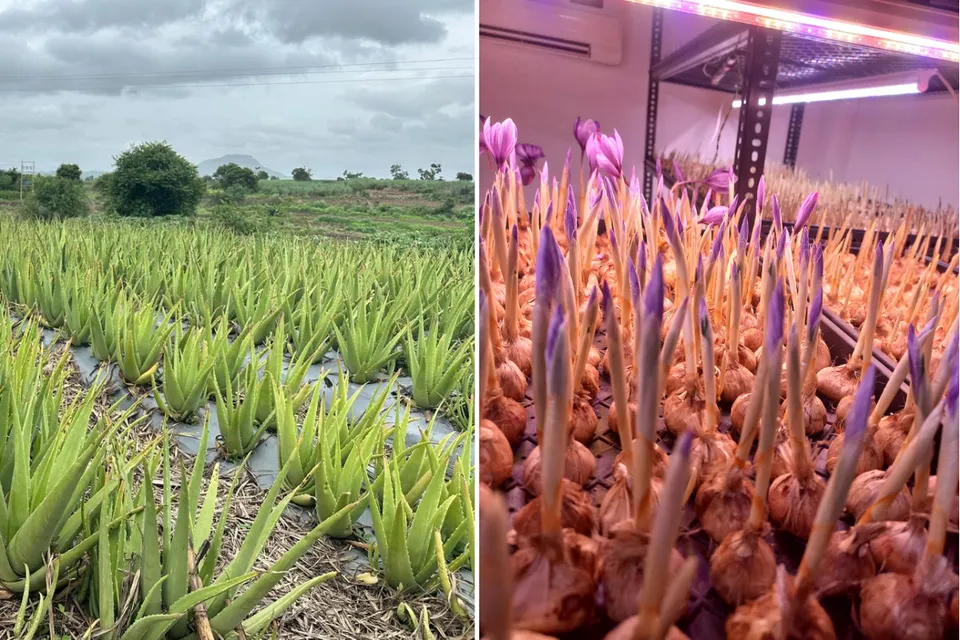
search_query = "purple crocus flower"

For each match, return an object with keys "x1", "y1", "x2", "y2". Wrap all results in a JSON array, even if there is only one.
[
  {"x1": 673, "y1": 160, "x2": 684, "y2": 184},
  {"x1": 516, "y1": 143, "x2": 544, "y2": 186},
  {"x1": 772, "y1": 194, "x2": 782, "y2": 233},
  {"x1": 482, "y1": 117, "x2": 518, "y2": 168},
  {"x1": 728, "y1": 194, "x2": 739, "y2": 216},
  {"x1": 565, "y1": 196, "x2": 578, "y2": 244},
  {"x1": 907, "y1": 324, "x2": 925, "y2": 398},
  {"x1": 808, "y1": 287, "x2": 823, "y2": 342},
  {"x1": 662, "y1": 204, "x2": 677, "y2": 242},
  {"x1": 574, "y1": 116, "x2": 600, "y2": 154},
  {"x1": 795, "y1": 191, "x2": 819, "y2": 231},
  {"x1": 585, "y1": 134, "x2": 600, "y2": 173},
  {"x1": 700, "y1": 206, "x2": 728, "y2": 226},
  {"x1": 776, "y1": 230, "x2": 788, "y2": 261},
  {"x1": 704, "y1": 167, "x2": 733, "y2": 192},
  {"x1": 594, "y1": 130, "x2": 624, "y2": 178},
  {"x1": 535, "y1": 227, "x2": 563, "y2": 308}
]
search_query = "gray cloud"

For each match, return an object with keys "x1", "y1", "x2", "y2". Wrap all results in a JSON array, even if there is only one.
[{"x1": 0, "y1": 0, "x2": 474, "y2": 179}]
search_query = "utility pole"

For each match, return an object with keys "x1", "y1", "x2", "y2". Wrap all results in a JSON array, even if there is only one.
[{"x1": 19, "y1": 161, "x2": 35, "y2": 202}]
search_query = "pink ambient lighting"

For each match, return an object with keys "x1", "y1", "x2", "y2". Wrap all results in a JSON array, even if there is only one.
[
  {"x1": 626, "y1": 0, "x2": 960, "y2": 62},
  {"x1": 732, "y1": 82, "x2": 922, "y2": 107}
]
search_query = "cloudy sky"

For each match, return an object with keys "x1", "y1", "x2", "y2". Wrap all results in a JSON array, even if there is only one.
[{"x1": 0, "y1": 0, "x2": 474, "y2": 179}]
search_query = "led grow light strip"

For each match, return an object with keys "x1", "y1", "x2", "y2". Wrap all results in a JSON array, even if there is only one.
[
  {"x1": 732, "y1": 82, "x2": 922, "y2": 107},
  {"x1": 627, "y1": 0, "x2": 960, "y2": 62}
]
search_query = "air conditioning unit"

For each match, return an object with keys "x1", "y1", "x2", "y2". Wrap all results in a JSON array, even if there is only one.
[{"x1": 480, "y1": 0, "x2": 624, "y2": 66}]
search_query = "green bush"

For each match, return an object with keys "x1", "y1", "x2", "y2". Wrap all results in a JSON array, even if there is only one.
[
  {"x1": 55, "y1": 163, "x2": 82, "y2": 181},
  {"x1": 292, "y1": 167, "x2": 312, "y2": 181},
  {"x1": 214, "y1": 163, "x2": 259, "y2": 193},
  {"x1": 109, "y1": 141, "x2": 205, "y2": 217},
  {"x1": 19, "y1": 176, "x2": 89, "y2": 220}
]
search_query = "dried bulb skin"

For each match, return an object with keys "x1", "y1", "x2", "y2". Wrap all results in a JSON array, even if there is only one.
[
  {"x1": 513, "y1": 479, "x2": 597, "y2": 539},
  {"x1": 876, "y1": 409, "x2": 913, "y2": 466},
  {"x1": 587, "y1": 345, "x2": 602, "y2": 369},
  {"x1": 726, "y1": 575, "x2": 836, "y2": 640},
  {"x1": 917, "y1": 475, "x2": 960, "y2": 531},
  {"x1": 512, "y1": 531, "x2": 599, "y2": 634},
  {"x1": 570, "y1": 394, "x2": 599, "y2": 444},
  {"x1": 859, "y1": 572, "x2": 950, "y2": 640},
  {"x1": 742, "y1": 327, "x2": 764, "y2": 352},
  {"x1": 604, "y1": 619, "x2": 689, "y2": 640},
  {"x1": 480, "y1": 419, "x2": 514, "y2": 488},
  {"x1": 522, "y1": 441, "x2": 596, "y2": 493},
  {"x1": 835, "y1": 394, "x2": 855, "y2": 424},
  {"x1": 826, "y1": 429, "x2": 883, "y2": 476},
  {"x1": 690, "y1": 432, "x2": 737, "y2": 489},
  {"x1": 845, "y1": 469, "x2": 911, "y2": 522},
  {"x1": 663, "y1": 389, "x2": 704, "y2": 437},
  {"x1": 814, "y1": 336, "x2": 832, "y2": 372},
  {"x1": 614, "y1": 441, "x2": 669, "y2": 478},
  {"x1": 709, "y1": 528, "x2": 776, "y2": 606},
  {"x1": 802, "y1": 393, "x2": 828, "y2": 435},
  {"x1": 498, "y1": 359, "x2": 528, "y2": 402},
  {"x1": 600, "y1": 520, "x2": 686, "y2": 623},
  {"x1": 813, "y1": 527, "x2": 880, "y2": 597},
  {"x1": 721, "y1": 362, "x2": 755, "y2": 404},
  {"x1": 768, "y1": 472, "x2": 826, "y2": 539},
  {"x1": 504, "y1": 336, "x2": 534, "y2": 377},
  {"x1": 598, "y1": 467, "x2": 663, "y2": 536},
  {"x1": 606, "y1": 401, "x2": 637, "y2": 444},
  {"x1": 665, "y1": 363, "x2": 690, "y2": 396},
  {"x1": 580, "y1": 363, "x2": 600, "y2": 400},
  {"x1": 816, "y1": 364, "x2": 860, "y2": 404},
  {"x1": 695, "y1": 464, "x2": 755, "y2": 543},
  {"x1": 729, "y1": 393, "x2": 750, "y2": 433},
  {"x1": 484, "y1": 389, "x2": 527, "y2": 446},
  {"x1": 868, "y1": 518, "x2": 927, "y2": 575}
]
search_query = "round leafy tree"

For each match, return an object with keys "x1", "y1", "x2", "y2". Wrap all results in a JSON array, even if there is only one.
[
  {"x1": 291, "y1": 167, "x2": 312, "y2": 181},
  {"x1": 110, "y1": 141, "x2": 205, "y2": 217},
  {"x1": 20, "y1": 175, "x2": 89, "y2": 220},
  {"x1": 55, "y1": 163, "x2": 82, "y2": 181},
  {"x1": 214, "y1": 163, "x2": 260, "y2": 193}
]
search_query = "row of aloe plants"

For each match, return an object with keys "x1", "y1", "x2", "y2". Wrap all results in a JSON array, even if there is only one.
[
  {"x1": 1, "y1": 313, "x2": 474, "y2": 637},
  {"x1": 0, "y1": 218, "x2": 474, "y2": 426}
]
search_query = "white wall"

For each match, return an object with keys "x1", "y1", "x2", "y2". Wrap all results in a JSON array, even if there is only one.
[{"x1": 479, "y1": 1, "x2": 959, "y2": 209}]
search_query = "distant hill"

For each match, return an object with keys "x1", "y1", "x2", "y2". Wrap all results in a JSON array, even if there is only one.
[{"x1": 196, "y1": 155, "x2": 284, "y2": 178}]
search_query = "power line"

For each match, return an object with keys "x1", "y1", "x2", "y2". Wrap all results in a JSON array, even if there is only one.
[
  {"x1": 0, "y1": 57, "x2": 474, "y2": 82},
  {"x1": 0, "y1": 72, "x2": 474, "y2": 93}
]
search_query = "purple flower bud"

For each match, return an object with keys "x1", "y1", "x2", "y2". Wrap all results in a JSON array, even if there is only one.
[
  {"x1": 846, "y1": 364, "x2": 877, "y2": 442},
  {"x1": 656, "y1": 156, "x2": 662, "y2": 179},
  {"x1": 656, "y1": 175, "x2": 664, "y2": 201},
  {"x1": 765, "y1": 280, "x2": 785, "y2": 352},
  {"x1": 700, "y1": 206, "x2": 728, "y2": 226},
  {"x1": 595, "y1": 130, "x2": 625, "y2": 178},
  {"x1": 772, "y1": 194, "x2": 782, "y2": 232},
  {"x1": 661, "y1": 201, "x2": 676, "y2": 240},
  {"x1": 482, "y1": 117, "x2": 518, "y2": 168},
  {"x1": 908, "y1": 324, "x2": 925, "y2": 394},
  {"x1": 519, "y1": 166, "x2": 535, "y2": 186},
  {"x1": 585, "y1": 134, "x2": 600, "y2": 173},
  {"x1": 757, "y1": 175, "x2": 765, "y2": 216},
  {"x1": 814, "y1": 245, "x2": 823, "y2": 281},
  {"x1": 609, "y1": 225, "x2": 618, "y2": 253},
  {"x1": 731, "y1": 261, "x2": 740, "y2": 284},
  {"x1": 535, "y1": 227, "x2": 562, "y2": 306},
  {"x1": 602, "y1": 175, "x2": 617, "y2": 209},
  {"x1": 728, "y1": 194, "x2": 739, "y2": 216},
  {"x1": 703, "y1": 167, "x2": 731, "y2": 192},
  {"x1": 699, "y1": 298, "x2": 710, "y2": 337},
  {"x1": 800, "y1": 228, "x2": 810, "y2": 262},
  {"x1": 751, "y1": 212, "x2": 762, "y2": 245},
  {"x1": 638, "y1": 240, "x2": 646, "y2": 274},
  {"x1": 545, "y1": 305, "x2": 566, "y2": 367},
  {"x1": 738, "y1": 216, "x2": 749, "y2": 253},
  {"x1": 574, "y1": 116, "x2": 600, "y2": 153},
  {"x1": 676, "y1": 430, "x2": 694, "y2": 458},
  {"x1": 565, "y1": 196, "x2": 578, "y2": 244},
  {"x1": 511, "y1": 223, "x2": 519, "y2": 247},
  {"x1": 645, "y1": 255, "x2": 665, "y2": 325},
  {"x1": 544, "y1": 202, "x2": 554, "y2": 227},
  {"x1": 586, "y1": 285, "x2": 599, "y2": 312},
  {"x1": 676, "y1": 212, "x2": 684, "y2": 238},
  {"x1": 673, "y1": 160, "x2": 684, "y2": 184},
  {"x1": 590, "y1": 184, "x2": 603, "y2": 211},
  {"x1": 710, "y1": 220, "x2": 726, "y2": 263},
  {"x1": 601, "y1": 281, "x2": 614, "y2": 318},
  {"x1": 628, "y1": 257, "x2": 641, "y2": 305},
  {"x1": 704, "y1": 189, "x2": 713, "y2": 209},
  {"x1": 794, "y1": 192, "x2": 819, "y2": 231},
  {"x1": 808, "y1": 287, "x2": 823, "y2": 341}
]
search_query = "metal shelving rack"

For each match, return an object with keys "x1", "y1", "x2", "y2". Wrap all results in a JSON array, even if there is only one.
[{"x1": 642, "y1": 3, "x2": 960, "y2": 231}]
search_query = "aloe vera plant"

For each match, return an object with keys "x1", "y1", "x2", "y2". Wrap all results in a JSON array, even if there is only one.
[
  {"x1": 365, "y1": 432, "x2": 471, "y2": 591},
  {"x1": 335, "y1": 290, "x2": 411, "y2": 383},
  {"x1": 254, "y1": 322, "x2": 321, "y2": 428},
  {"x1": 231, "y1": 279, "x2": 285, "y2": 345},
  {"x1": 154, "y1": 325, "x2": 214, "y2": 422},
  {"x1": 405, "y1": 315, "x2": 473, "y2": 409},
  {"x1": 206, "y1": 317, "x2": 255, "y2": 398},
  {"x1": 114, "y1": 303, "x2": 177, "y2": 385},
  {"x1": 89, "y1": 290, "x2": 127, "y2": 362},
  {"x1": 213, "y1": 364, "x2": 272, "y2": 460},
  {"x1": 286, "y1": 285, "x2": 342, "y2": 363}
]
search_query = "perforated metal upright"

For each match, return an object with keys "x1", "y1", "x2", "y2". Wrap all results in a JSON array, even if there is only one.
[
  {"x1": 642, "y1": 7, "x2": 663, "y2": 205},
  {"x1": 732, "y1": 27, "x2": 781, "y2": 230},
  {"x1": 783, "y1": 104, "x2": 805, "y2": 167}
]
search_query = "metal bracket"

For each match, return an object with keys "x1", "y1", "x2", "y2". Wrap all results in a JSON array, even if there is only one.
[
  {"x1": 643, "y1": 7, "x2": 663, "y2": 204},
  {"x1": 733, "y1": 27, "x2": 782, "y2": 231},
  {"x1": 783, "y1": 103, "x2": 805, "y2": 167}
]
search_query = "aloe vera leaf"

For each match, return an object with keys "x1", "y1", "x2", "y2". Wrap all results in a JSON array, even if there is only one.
[
  {"x1": 208, "y1": 500, "x2": 361, "y2": 634},
  {"x1": 140, "y1": 477, "x2": 162, "y2": 618},
  {"x1": 236, "y1": 572, "x2": 336, "y2": 637},
  {"x1": 385, "y1": 502, "x2": 416, "y2": 590},
  {"x1": 97, "y1": 502, "x2": 115, "y2": 636},
  {"x1": 162, "y1": 470, "x2": 191, "y2": 612},
  {"x1": 117, "y1": 614, "x2": 180, "y2": 640},
  {"x1": 193, "y1": 462, "x2": 220, "y2": 547}
]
